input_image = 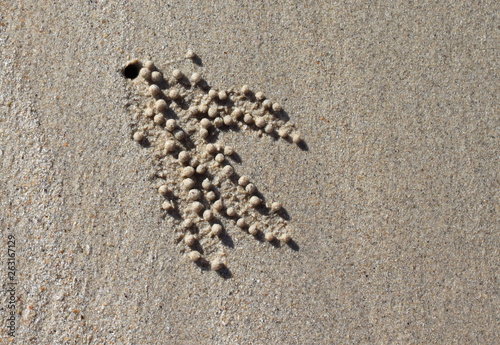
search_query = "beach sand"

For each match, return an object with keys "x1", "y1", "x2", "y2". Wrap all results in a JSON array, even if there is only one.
[{"x1": 0, "y1": 1, "x2": 498, "y2": 344}]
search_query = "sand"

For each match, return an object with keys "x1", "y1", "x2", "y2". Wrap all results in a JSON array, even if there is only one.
[{"x1": 0, "y1": 1, "x2": 498, "y2": 344}]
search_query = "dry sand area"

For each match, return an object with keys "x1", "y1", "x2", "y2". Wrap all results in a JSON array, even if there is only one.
[{"x1": 0, "y1": 1, "x2": 498, "y2": 344}]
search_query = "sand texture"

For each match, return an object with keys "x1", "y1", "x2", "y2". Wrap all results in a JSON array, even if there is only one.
[{"x1": 0, "y1": 1, "x2": 498, "y2": 344}]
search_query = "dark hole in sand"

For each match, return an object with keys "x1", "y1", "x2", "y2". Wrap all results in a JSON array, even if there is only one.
[{"x1": 122, "y1": 62, "x2": 141, "y2": 79}]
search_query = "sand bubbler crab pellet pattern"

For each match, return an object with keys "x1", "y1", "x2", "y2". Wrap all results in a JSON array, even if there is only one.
[{"x1": 122, "y1": 50, "x2": 303, "y2": 274}]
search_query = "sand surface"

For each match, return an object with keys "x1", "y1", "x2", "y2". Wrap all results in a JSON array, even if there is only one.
[{"x1": 0, "y1": 1, "x2": 498, "y2": 344}]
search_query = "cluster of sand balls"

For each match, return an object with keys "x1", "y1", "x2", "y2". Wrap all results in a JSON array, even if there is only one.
[{"x1": 124, "y1": 51, "x2": 299, "y2": 271}]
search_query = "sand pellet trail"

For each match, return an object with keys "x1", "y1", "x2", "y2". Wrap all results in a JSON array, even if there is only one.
[{"x1": 123, "y1": 52, "x2": 302, "y2": 273}]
